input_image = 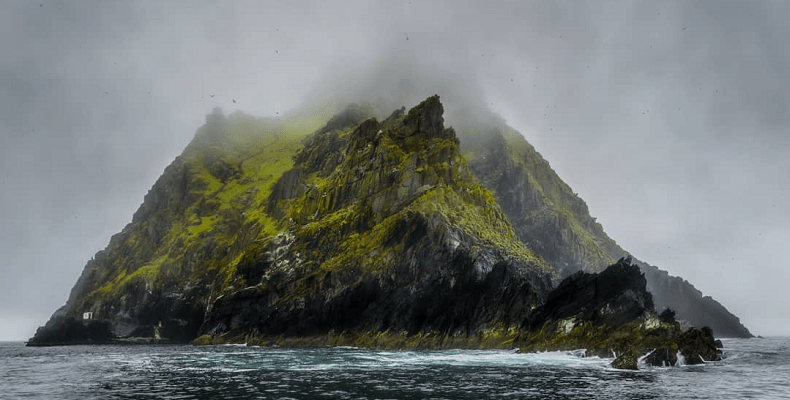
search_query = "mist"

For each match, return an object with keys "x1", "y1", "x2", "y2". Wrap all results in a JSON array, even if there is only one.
[{"x1": 2, "y1": 0, "x2": 789, "y2": 340}]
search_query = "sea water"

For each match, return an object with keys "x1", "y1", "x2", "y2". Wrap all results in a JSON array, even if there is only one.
[{"x1": 1, "y1": 337, "x2": 788, "y2": 399}]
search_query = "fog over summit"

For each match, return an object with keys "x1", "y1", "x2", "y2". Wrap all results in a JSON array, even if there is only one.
[{"x1": 2, "y1": 1, "x2": 789, "y2": 340}]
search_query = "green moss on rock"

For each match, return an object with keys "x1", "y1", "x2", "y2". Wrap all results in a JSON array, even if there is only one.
[{"x1": 31, "y1": 97, "x2": 724, "y2": 370}]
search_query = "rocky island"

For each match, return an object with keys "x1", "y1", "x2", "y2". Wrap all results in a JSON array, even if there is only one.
[{"x1": 29, "y1": 96, "x2": 748, "y2": 369}]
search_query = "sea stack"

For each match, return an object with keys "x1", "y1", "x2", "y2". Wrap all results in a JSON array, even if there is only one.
[{"x1": 29, "y1": 96, "x2": 742, "y2": 368}]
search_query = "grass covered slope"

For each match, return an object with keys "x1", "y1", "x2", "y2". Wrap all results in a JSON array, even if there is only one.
[
  {"x1": 462, "y1": 119, "x2": 620, "y2": 277},
  {"x1": 199, "y1": 96, "x2": 554, "y2": 344},
  {"x1": 46, "y1": 106, "x2": 332, "y2": 341}
]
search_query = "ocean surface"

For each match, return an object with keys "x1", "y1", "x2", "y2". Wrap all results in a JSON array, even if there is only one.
[{"x1": 1, "y1": 337, "x2": 788, "y2": 399}]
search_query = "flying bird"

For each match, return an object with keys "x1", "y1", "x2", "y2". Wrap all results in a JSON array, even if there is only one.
[{"x1": 233, "y1": 99, "x2": 237, "y2": 103}]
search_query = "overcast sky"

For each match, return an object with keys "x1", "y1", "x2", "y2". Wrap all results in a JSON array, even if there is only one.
[{"x1": 1, "y1": 0, "x2": 788, "y2": 340}]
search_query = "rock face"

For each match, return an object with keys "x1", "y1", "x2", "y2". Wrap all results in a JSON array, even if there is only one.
[
  {"x1": 529, "y1": 257, "x2": 654, "y2": 329},
  {"x1": 29, "y1": 96, "x2": 734, "y2": 368},
  {"x1": 200, "y1": 96, "x2": 554, "y2": 343},
  {"x1": 460, "y1": 118, "x2": 751, "y2": 338},
  {"x1": 27, "y1": 307, "x2": 113, "y2": 346},
  {"x1": 520, "y1": 257, "x2": 720, "y2": 369},
  {"x1": 464, "y1": 122, "x2": 619, "y2": 278}
]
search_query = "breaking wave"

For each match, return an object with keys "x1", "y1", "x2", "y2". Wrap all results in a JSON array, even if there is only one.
[{"x1": 1, "y1": 338, "x2": 788, "y2": 399}]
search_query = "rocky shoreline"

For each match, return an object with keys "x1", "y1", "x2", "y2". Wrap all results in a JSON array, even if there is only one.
[{"x1": 30, "y1": 258, "x2": 722, "y2": 370}]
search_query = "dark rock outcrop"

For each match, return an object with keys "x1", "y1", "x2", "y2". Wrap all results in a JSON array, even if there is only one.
[
  {"x1": 520, "y1": 257, "x2": 721, "y2": 369},
  {"x1": 641, "y1": 326, "x2": 721, "y2": 367},
  {"x1": 528, "y1": 257, "x2": 653, "y2": 329},
  {"x1": 27, "y1": 308, "x2": 113, "y2": 346}
]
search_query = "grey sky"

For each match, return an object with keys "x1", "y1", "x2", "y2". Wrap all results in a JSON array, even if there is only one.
[{"x1": 1, "y1": 0, "x2": 788, "y2": 340}]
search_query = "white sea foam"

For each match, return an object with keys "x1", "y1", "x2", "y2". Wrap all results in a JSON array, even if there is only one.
[
  {"x1": 4, "y1": 339, "x2": 786, "y2": 399},
  {"x1": 675, "y1": 350, "x2": 686, "y2": 366}
]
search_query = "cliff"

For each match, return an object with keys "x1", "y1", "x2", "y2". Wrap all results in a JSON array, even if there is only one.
[
  {"x1": 458, "y1": 116, "x2": 751, "y2": 338},
  {"x1": 29, "y1": 96, "x2": 736, "y2": 368}
]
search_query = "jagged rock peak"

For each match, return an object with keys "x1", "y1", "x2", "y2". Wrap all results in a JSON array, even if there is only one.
[{"x1": 400, "y1": 95, "x2": 458, "y2": 143}]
